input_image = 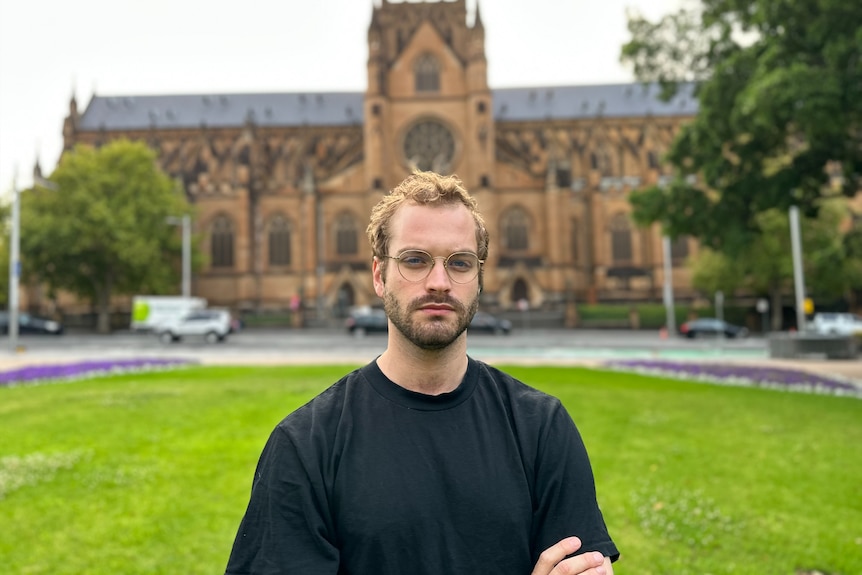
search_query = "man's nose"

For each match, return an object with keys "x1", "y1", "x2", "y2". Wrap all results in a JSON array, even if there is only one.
[{"x1": 425, "y1": 258, "x2": 452, "y2": 290}]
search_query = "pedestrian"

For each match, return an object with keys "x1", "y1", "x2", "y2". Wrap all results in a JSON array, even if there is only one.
[{"x1": 225, "y1": 171, "x2": 619, "y2": 574}]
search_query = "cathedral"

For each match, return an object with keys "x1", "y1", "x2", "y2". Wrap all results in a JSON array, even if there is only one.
[{"x1": 60, "y1": 0, "x2": 698, "y2": 325}]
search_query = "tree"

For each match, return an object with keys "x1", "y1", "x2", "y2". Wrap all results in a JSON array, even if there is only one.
[
  {"x1": 690, "y1": 200, "x2": 857, "y2": 329},
  {"x1": 622, "y1": 0, "x2": 862, "y2": 255},
  {"x1": 19, "y1": 140, "x2": 194, "y2": 333}
]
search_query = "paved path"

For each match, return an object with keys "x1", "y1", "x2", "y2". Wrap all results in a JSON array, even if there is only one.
[{"x1": 2, "y1": 350, "x2": 862, "y2": 389}]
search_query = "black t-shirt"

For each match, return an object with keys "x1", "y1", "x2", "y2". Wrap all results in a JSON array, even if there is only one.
[{"x1": 226, "y1": 357, "x2": 618, "y2": 574}]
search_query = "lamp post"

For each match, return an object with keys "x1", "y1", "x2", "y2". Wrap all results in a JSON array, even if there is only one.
[
  {"x1": 8, "y1": 170, "x2": 20, "y2": 352},
  {"x1": 7, "y1": 172, "x2": 58, "y2": 352},
  {"x1": 789, "y1": 206, "x2": 807, "y2": 332},
  {"x1": 662, "y1": 236, "x2": 676, "y2": 335},
  {"x1": 166, "y1": 215, "x2": 191, "y2": 298}
]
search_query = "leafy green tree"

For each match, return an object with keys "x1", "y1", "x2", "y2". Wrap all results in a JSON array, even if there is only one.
[
  {"x1": 691, "y1": 201, "x2": 855, "y2": 329},
  {"x1": 19, "y1": 140, "x2": 194, "y2": 332},
  {"x1": 622, "y1": 0, "x2": 862, "y2": 255}
]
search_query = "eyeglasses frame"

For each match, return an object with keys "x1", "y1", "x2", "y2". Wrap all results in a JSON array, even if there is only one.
[{"x1": 382, "y1": 249, "x2": 484, "y2": 284}]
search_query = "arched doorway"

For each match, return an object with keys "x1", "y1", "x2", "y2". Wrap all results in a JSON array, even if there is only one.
[
  {"x1": 336, "y1": 283, "x2": 356, "y2": 318},
  {"x1": 511, "y1": 278, "x2": 529, "y2": 306}
]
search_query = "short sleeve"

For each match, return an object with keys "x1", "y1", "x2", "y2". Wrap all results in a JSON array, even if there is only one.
[
  {"x1": 529, "y1": 403, "x2": 619, "y2": 563},
  {"x1": 225, "y1": 426, "x2": 340, "y2": 575}
]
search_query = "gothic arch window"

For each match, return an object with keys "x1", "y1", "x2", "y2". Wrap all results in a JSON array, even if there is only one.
[
  {"x1": 610, "y1": 213, "x2": 633, "y2": 264},
  {"x1": 268, "y1": 215, "x2": 292, "y2": 267},
  {"x1": 501, "y1": 207, "x2": 530, "y2": 252},
  {"x1": 211, "y1": 215, "x2": 234, "y2": 268},
  {"x1": 671, "y1": 235, "x2": 689, "y2": 264},
  {"x1": 335, "y1": 212, "x2": 359, "y2": 256},
  {"x1": 414, "y1": 53, "x2": 440, "y2": 93}
]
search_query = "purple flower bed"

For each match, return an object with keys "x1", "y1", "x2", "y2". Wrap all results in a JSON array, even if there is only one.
[
  {"x1": 604, "y1": 359, "x2": 862, "y2": 399},
  {"x1": 0, "y1": 358, "x2": 196, "y2": 388}
]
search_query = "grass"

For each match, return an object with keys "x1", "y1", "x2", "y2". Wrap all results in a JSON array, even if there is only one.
[{"x1": 1, "y1": 364, "x2": 860, "y2": 575}]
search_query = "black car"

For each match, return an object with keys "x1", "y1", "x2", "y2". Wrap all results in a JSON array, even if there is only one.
[
  {"x1": 0, "y1": 312, "x2": 65, "y2": 335},
  {"x1": 468, "y1": 311, "x2": 512, "y2": 335},
  {"x1": 680, "y1": 318, "x2": 748, "y2": 339},
  {"x1": 345, "y1": 308, "x2": 389, "y2": 335}
]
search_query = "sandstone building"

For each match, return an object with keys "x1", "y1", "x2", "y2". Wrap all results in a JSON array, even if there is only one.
[{"x1": 60, "y1": 0, "x2": 698, "y2": 324}]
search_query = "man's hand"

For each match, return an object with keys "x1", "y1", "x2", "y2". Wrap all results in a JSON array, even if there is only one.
[{"x1": 530, "y1": 537, "x2": 613, "y2": 575}]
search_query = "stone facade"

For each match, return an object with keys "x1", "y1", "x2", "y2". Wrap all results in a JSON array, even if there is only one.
[{"x1": 60, "y1": 0, "x2": 699, "y2": 323}]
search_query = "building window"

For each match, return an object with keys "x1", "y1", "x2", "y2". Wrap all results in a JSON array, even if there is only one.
[
  {"x1": 414, "y1": 54, "x2": 440, "y2": 92},
  {"x1": 403, "y1": 120, "x2": 455, "y2": 172},
  {"x1": 610, "y1": 213, "x2": 632, "y2": 264},
  {"x1": 211, "y1": 215, "x2": 234, "y2": 268},
  {"x1": 502, "y1": 207, "x2": 530, "y2": 252},
  {"x1": 268, "y1": 215, "x2": 292, "y2": 266},
  {"x1": 570, "y1": 219, "x2": 580, "y2": 264},
  {"x1": 336, "y1": 212, "x2": 358, "y2": 256},
  {"x1": 671, "y1": 235, "x2": 689, "y2": 264}
]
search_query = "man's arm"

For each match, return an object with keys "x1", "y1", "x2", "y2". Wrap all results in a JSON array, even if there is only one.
[
  {"x1": 530, "y1": 537, "x2": 614, "y2": 575},
  {"x1": 225, "y1": 426, "x2": 340, "y2": 574}
]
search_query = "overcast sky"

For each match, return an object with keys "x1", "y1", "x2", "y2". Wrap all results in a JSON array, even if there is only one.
[{"x1": 0, "y1": 0, "x2": 682, "y2": 197}]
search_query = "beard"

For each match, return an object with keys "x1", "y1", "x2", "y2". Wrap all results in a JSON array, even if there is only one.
[{"x1": 383, "y1": 289, "x2": 479, "y2": 351}]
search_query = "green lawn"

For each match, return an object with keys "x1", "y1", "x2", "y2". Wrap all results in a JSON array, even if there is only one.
[{"x1": 1, "y1": 365, "x2": 860, "y2": 575}]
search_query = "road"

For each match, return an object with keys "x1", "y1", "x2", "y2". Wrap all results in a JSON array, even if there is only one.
[{"x1": 0, "y1": 327, "x2": 768, "y2": 368}]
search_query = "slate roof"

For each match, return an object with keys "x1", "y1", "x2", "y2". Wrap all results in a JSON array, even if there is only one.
[
  {"x1": 492, "y1": 83, "x2": 697, "y2": 122},
  {"x1": 77, "y1": 83, "x2": 697, "y2": 131},
  {"x1": 78, "y1": 92, "x2": 366, "y2": 131}
]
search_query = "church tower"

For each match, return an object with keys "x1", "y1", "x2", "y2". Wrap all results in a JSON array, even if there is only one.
[{"x1": 364, "y1": 0, "x2": 492, "y2": 191}]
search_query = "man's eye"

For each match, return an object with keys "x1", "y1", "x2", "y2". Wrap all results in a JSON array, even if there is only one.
[
  {"x1": 401, "y1": 253, "x2": 429, "y2": 267},
  {"x1": 448, "y1": 256, "x2": 475, "y2": 270}
]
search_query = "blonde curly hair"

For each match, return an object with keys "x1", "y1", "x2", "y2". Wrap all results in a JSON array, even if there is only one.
[{"x1": 366, "y1": 171, "x2": 489, "y2": 267}]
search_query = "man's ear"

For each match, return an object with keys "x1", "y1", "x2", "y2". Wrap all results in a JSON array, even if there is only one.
[{"x1": 372, "y1": 257, "x2": 386, "y2": 297}]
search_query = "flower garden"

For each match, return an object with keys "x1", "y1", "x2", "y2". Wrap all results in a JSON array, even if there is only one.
[
  {"x1": 604, "y1": 359, "x2": 862, "y2": 398},
  {"x1": 0, "y1": 358, "x2": 195, "y2": 388}
]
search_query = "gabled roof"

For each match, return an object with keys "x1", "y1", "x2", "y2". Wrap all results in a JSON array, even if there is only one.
[
  {"x1": 492, "y1": 83, "x2": 697, "y2": 122},
  {"x1": 78, "y1": 92, "x2": 366, "y2": 131},
  {"x1": 77, "y1": 83, "x2": 697, "y2": 131}
]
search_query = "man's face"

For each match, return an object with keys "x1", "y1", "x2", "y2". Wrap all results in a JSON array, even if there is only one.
[{"x1": 373, "y1": 202, "x2": 481, "y2": 350}]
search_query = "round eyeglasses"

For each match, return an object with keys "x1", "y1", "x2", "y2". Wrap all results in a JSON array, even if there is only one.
[{"x1": 383, "y1": 250, "x2": 483, "y2": 284}]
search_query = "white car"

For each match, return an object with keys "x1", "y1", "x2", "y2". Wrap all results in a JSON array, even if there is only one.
[
  {"x1": 157, "y1": 309, "x2": 232, "y2": 344},
  {"x1": 809, "y1": 312, "x2": 862, "y2": 336}
]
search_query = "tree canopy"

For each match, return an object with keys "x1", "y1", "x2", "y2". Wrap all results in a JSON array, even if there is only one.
[
  {"x1": 19, "y1": 140, "x2": 194, "y2": 332},
  {"x1": 690, "y1": 201, "x2": 859, "y2": 328},
  {"x1": 622, "y1": 0, "x2": 862, "y2": 255}
]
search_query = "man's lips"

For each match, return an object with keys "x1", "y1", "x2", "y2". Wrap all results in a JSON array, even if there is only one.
[{"x1": 418, "y1": 304, "x2": 455, "y2": 315}]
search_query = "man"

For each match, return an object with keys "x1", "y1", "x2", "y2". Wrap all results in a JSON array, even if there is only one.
[{"x1": 225, "y1": 171, "x2": 619, "y2": 574}]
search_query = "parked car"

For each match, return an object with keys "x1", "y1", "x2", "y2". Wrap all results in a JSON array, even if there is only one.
[
  {"x1": 468, "y1": 311, "x2": 512, "y2": 335},
  {"x1": 809, "y1": 312, "x2": 862, "y2": 336},
  {"x1": 679, "y1": 318, "x2": 748, "y2": 339},
  {"x1": 0, "y1": 312, "x2": 64, "y2": 335},
  {"x1": 157, "y1": 309, "x2": 232, "y2": 343},
  {"x1": 345, "y1": 308, "x2": 389, "y2": 336}
]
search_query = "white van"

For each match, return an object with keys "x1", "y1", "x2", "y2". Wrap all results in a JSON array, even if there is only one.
[
  {"x1": 131, "y1": 296, "x2": 207, "y2": 332},
  {"x1": 809, "y1": 313, "x2": 862, "y2": 335}
]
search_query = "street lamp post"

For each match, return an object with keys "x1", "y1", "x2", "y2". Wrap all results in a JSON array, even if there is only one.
[
  {"x1": 662, "y1": 235, "x2": 677, "y2": 335},
  {"x1": 166, "y1": 215, "x2": 191, "y2": 298},
  {"x1": 8, "y1": 171, "x2": 20, "y2": 352},
  {"x1": 7, "y1": 173, "x2": 59, "y2": 352}
]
